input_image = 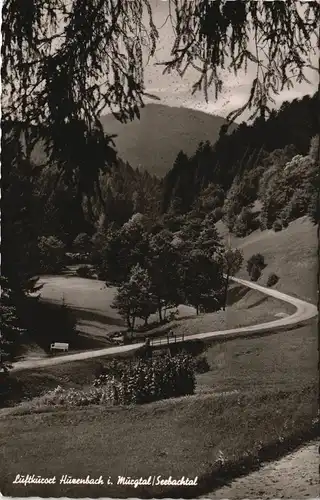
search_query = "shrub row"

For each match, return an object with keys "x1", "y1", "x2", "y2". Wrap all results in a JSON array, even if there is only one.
[
  {"x1": 38, "y1": 384, "x2": 119, "y2": 407},
  {"x1": 38, "y1": 354, "x2": 196, "y2": 408},
  {"x1": 94, "y1": 354, "x2": 196, "y2": 405}
]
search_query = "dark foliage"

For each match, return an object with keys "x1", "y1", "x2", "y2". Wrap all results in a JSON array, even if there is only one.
[
  {"x1": 73, "y1": 233, "x2": 91, "y2": 253},
  {"x1": 260, "y1": 144, "x2": 318, "y2": 229},
  {"x1": 0, "y1": 278, "x2": 25, "y2": 371},
  {"x1": 19, "y1": 299, "x2": 78, "y2": 353},
  {"x1": 250, "y1": 265, "x2": 262, "y2": 282},
  {"x1": 1, "y1": 125, "x2": 43, "y2": 287},
  {"x1": 97, "y1": 215, "x2": 151, "y2": 285},
  {"x1": 76, "y1": 266, "x2": 94, "y2": 279},
  {"x1": 181, "y1": 249, "x2": 224, "y2": 314},
  {"x1": 38, "y1": 235, "x2": 66, "y2": 273},
  {"x1": 93, "y1": 354, "x2": 196, "y2": 404},
  {"x1": 272, "y1": 220, "x2": 283, "y2": 232},
  {"x1": 193, "y1": 355, "x2": 210, "y2": 374},
  {"x1": 247, "y1": 253, "x2": 266, "y2": 281},
  {"x1": 267, "y1": 273, "x2": 279, "y2": 288}
]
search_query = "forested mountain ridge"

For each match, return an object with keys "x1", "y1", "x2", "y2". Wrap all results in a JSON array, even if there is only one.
[
  {"x1": 100, "y1": 103, "x2": 237, "y2": 177},
  {"x1": 162, "y1": 92, "x2": 319, "y2": 216}
]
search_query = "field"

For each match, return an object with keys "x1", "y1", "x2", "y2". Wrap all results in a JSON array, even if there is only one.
[
  {"x1": 0, "y1": 379, "x2": 317, "y2": 498},
  {"x1": 1, "y1": 216, "x2": 318, "y2": 498}
]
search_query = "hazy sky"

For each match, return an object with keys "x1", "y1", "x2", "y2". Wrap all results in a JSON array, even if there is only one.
[{"x1": 144, "y1": 0, "x2": 318, "y2": 121}]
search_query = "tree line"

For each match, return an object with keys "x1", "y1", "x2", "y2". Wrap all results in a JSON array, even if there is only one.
[
  {"x1": 162, "y1": 93, "x2": 318, "y2": 214},
  {"x1": 93, "y1": 213, "x2": 243, "y2": 330}
]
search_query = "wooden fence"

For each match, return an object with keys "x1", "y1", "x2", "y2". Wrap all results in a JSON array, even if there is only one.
[{"x1": 150, "y1": 333, "x2": 185, "y2": 347}]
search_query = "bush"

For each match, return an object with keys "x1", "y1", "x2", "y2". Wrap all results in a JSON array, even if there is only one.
[
  {"x1": 76, "y1": 265, "x2": 93, "y2": 278},
  {"x1": 267, "y1": 273, "x2": 279, "y2": 287},
  {"x1": 233, "y1": 207, "x2": 259, "y2": 237},
  {"x1": 250, "y1": 264, "x2": 261, "y2": 282},
  {"x1": 287, "y1": 189, "x2": 310, "y2": 220},
  {"x1": 272, "y1": 220, "x2": 283, "y2": 232},
  {"x1": 38, "y1": 384, "x2": 120, "y2": 407},
  {"x1": 233, "y1": 218, "x2": 248, "y2": 237},
  {"x1": 93, "y1": 354, "x2": 196, "y2": 405},
  {"x1": 193, "y1": 355, "x2": 210, "y2": 374},
  {"x1": 247, "y1": 253, "x2": 266, "y2": 278}
]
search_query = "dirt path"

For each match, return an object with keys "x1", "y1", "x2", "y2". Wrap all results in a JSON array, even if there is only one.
[
  {"x1": 202, "y1": 441, "x2": 319, "y2": 499},
  {"x1": 12, "y1": 276, "x2": 317, "y2": 372}
]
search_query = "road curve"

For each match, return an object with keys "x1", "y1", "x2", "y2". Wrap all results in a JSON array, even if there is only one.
[{"x1": 11, "y1": 277, "x2": 317, "y2": 372}]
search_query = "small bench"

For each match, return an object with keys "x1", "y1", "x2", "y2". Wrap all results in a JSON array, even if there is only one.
[{"x1": 50, "y1": 342, "x2": 69, "y2": 354}]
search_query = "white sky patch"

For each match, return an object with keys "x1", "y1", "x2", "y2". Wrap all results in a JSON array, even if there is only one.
[{"x1": 144, "y1": 0, "x2": 318, "y2": 121}]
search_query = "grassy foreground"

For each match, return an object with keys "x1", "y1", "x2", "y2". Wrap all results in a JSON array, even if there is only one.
[{"x1": 0, "y1": 383, "x2": 317, "y2": 498}]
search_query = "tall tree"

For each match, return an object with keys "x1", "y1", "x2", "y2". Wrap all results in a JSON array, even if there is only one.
[
  {"x1": 147, "y1": 230, "x2": 182, "y2": 322},
  {"x1": 98, "y1": 214, "x2": 150, "y2": 284},
  {"x1": 182, "y1": 249, "x2": 224, "y2": 315},
  {"x1": 111, "y1": 264, "x2": 157, "y2": 331},
  {"x1": 0, "y1": 278, "x2": 25, "y2": 373},
  {"x1": 1, "y1": 125, "x2": 43, "y2": 288}
]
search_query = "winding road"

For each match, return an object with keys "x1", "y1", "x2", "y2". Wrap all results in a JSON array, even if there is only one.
[{"x1": 11, "y1": 276, "x2": 317, "y2": 373}]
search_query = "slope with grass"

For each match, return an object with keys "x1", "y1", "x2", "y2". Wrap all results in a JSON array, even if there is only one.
[{"x1": 217, "y1": 216, "x2": 317, "y2": 303}]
